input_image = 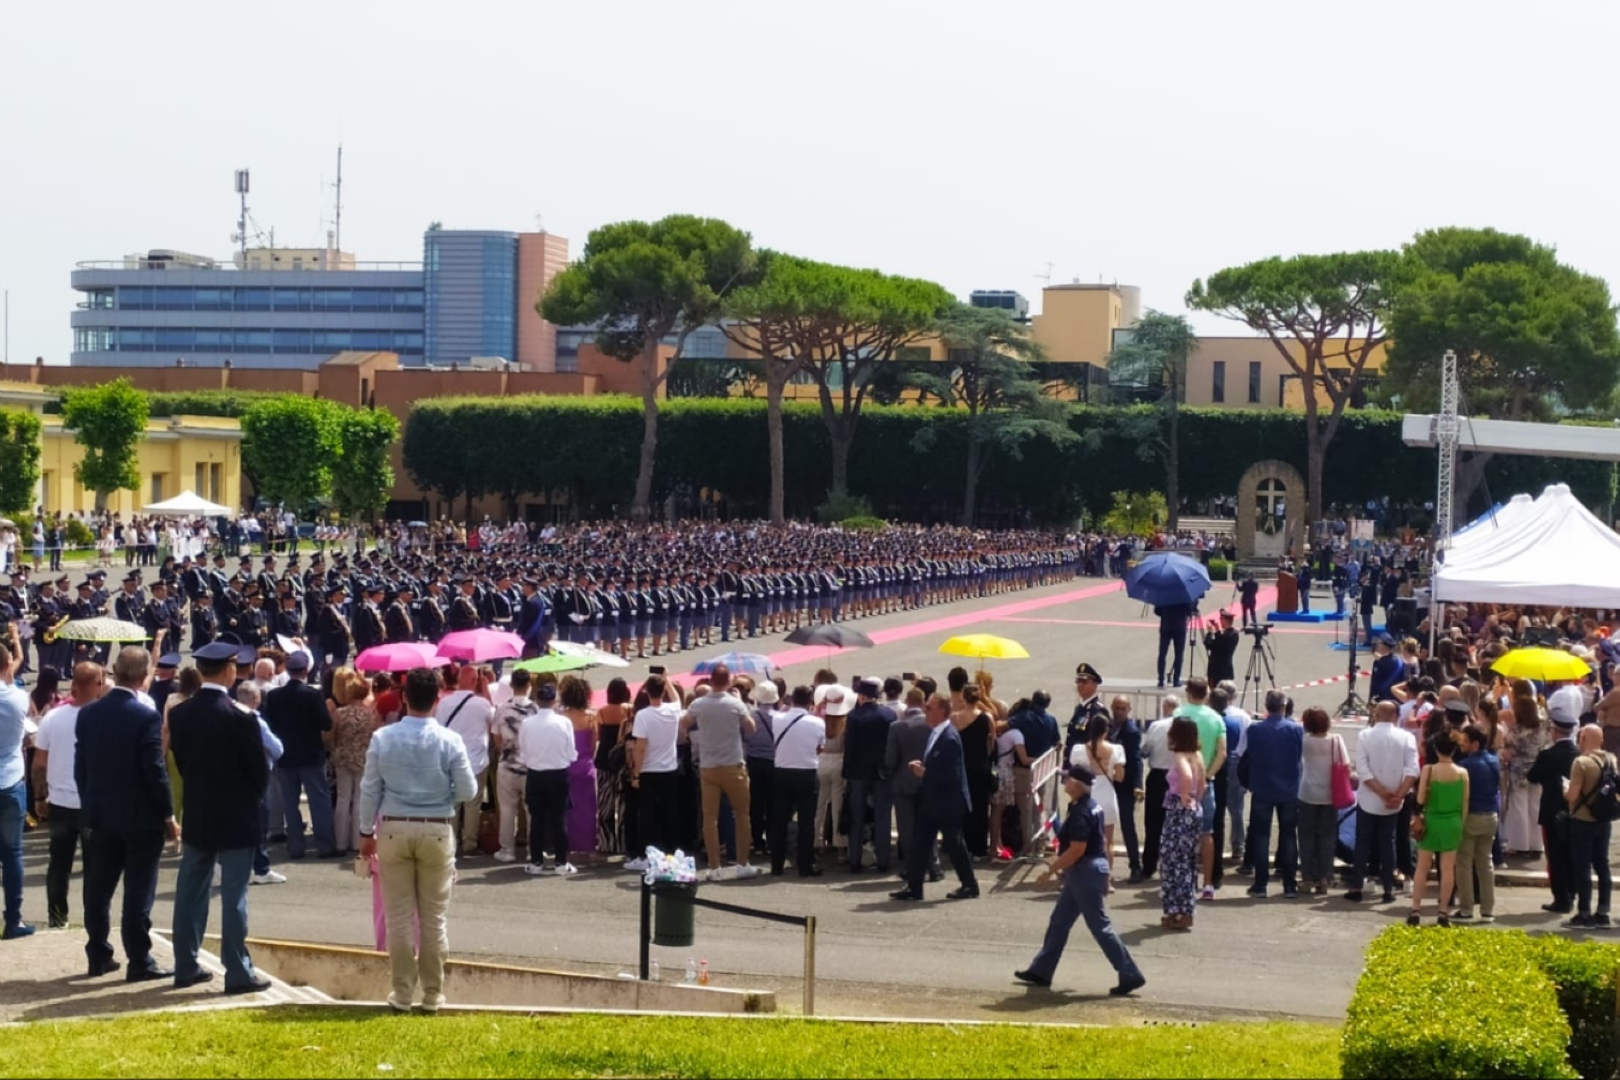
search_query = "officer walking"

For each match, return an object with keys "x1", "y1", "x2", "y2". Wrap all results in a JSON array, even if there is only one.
[{"x1": 1015, "y1": 765, "x2": 1145, "y2": 996}]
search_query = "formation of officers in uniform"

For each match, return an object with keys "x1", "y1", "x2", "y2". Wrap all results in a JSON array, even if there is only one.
[{"x1": 0, "y1": 522, "x2": 1084, "y2": 675}]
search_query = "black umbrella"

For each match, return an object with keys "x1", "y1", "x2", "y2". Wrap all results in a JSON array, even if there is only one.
[{"x1": 785, "y1": 623, "x2": 875, "y2": 649}]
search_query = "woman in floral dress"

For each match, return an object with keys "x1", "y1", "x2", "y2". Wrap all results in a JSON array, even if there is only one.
[{"x1": 1160, "y1": 716, "x2": 1206, "y2": 930}]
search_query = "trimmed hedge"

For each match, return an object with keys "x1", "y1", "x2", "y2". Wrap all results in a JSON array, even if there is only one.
[
  {"x1": 49, "y1": 388, "x2": 280, "y2": 418},
  {"x1": 400, "y1": 396, "x2": 1620, "y2": 526},
  {"x1": 1535, "y1": 936, "x2": 1620, "y2": 1080},
  {"x1": 1343, "y1": 927, "x2": 1574, "y2": 1078},
  {"x1": 1343, "y1": 927, "x2": 1620, "y2": 1080}
]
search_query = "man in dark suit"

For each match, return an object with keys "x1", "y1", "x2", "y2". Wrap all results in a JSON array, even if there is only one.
[
  {"x1": 884, "y1": 689, "x2": 939, "y2": 885},
  {"x1": 515, "y1": 578, "x2": 548, "y2": 659},
  {"x1": 167, "y1": 641, "x2": 273, "y2": 994},
  {"x1": 75, "y1": 646, "x2": 178, "y2": 981},
  {"x1": 262, "y1": 651, "x2": 338, "y2": 859},
  {"x1": 892, "y1": 692, "x2": 977, "y2": 902},
  {"x1": 1528, "y1": 706, "x2": 1583, "y2": 914},
  {"x1": 1202, "y1": 611, "x2": 1240, "y2": 687},
  {"x1": 842, "y1": 678, "x2": 895, "y2": 873}
]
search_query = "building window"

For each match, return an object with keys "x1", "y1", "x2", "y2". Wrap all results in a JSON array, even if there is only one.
[
  {"x1": 151, "y1": 474, "x2": 166, "y2": 503},
  {"x1": 211, "y1": 464, "x2": 222, "y2": 502},
  {"x1": 1212, "y1": 361, "x2": 1226, "y2": 404},
  {"x1": 1248, "y1": 361, "x2": 1262, "y2": 404},
  {"x1": 195, "y1": 463, "x2": 206, "y2": 496}
]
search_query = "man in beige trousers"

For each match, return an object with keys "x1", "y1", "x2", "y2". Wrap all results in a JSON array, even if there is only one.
[
  {"x1": 358, "y1": 667, "x2": 477, "y2": 1013},
  {"x1": 681, "y1": 664, "x2": 759, "y2": 879}
]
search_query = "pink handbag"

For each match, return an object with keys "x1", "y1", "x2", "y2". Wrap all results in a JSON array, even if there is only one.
[{"x1": 1330, "y1": 736, "x2": 1356, "y2": 810}]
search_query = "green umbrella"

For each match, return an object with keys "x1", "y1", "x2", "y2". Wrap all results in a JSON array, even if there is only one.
[{"x1": 512, "y1": 653, "x2": 595, "y2": 675}]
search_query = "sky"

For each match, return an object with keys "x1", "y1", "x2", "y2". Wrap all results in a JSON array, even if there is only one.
[{"x1": 2, "y1": 0, "x2": 1617, "y2": 365}]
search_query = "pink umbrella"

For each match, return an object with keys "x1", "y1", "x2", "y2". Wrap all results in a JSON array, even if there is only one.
[
  {"x1": 435, "y1": 628, "x2": 525, "y2": 663},
  {"x1": 355, "y1": 641, "x2": 442, "y2": 673}
]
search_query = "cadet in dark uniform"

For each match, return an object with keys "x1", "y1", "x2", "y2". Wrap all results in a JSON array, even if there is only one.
[
  {"x1": 448, "y1": 579, "x2": 481, "y2": 634},
  {"x1": 418, "y1": 581, "x2": 446, "y2": 644},
  {"x1": 318, "y1": 584, "x2": 352, "y2": 672},
  {"x1": 1015, "y1": 765, "x2": 1145, "y2": 996},
  {"x1": 352, "y1": 583, "x2": 386, "y2": 655},
  {"x1": 190, "y1": 589, "x2": 218, "y2": 652},
  {"x1": 384, "y1": 585, "x2": 417, "y2": 643}
]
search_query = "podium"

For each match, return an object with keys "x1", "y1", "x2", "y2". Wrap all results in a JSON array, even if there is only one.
[{"x1": 1276, "y1": 571, "x2": 1299, "y2": 614}]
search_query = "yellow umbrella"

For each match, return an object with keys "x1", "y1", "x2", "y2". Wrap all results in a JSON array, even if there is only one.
[
  {"x1": 939, "y1": 634, "x2": 1030, "y2": 670},
  {"x1": 1489, "y1": 647, "x2": 1592, "y2": 683}
]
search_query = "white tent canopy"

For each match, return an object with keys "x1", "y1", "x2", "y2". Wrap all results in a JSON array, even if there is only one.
[
  {"x1": 1442, "y1": 493, "x2": 1536, "y2": 555},
  {"x1": 142, "y1": 490, "x2": 232, "y2": 517},
  {"x1": 1433, "y1": 484, "x2": 1620, "y2": 607}
]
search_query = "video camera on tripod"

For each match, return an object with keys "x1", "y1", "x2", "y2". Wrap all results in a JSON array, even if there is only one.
[{"x1": 1242, "y1": 623, "x2": 1274, "y2": 638}]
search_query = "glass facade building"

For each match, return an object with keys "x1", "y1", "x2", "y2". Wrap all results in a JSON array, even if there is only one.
[
  {"x1": 70, "y1": 262, "x2": 425, "y2": 368},
  {"x1": 69, "y1": 227, "x2": 535, "y2": 370},
  {"x1": 422, "y1": 230, "x2": 518, "y2": 366}
]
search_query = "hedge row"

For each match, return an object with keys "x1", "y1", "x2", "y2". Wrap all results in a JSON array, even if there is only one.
[
  {"x1": 399, "y1": 396, "x2": 1619, "y2": 525},
  {"x1": 1342, "y1": 926, "x2": 1618, "y2": 1079},
  {"x1": 45, "y1": 388, "x2": 281, "y2": 419}
]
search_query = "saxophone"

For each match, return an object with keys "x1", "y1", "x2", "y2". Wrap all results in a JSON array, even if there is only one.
[{"x1": 42, "y1": 612, "x2": 71, "y2": 645}]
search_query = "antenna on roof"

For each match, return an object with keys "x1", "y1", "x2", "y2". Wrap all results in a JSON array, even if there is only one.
[
  {"x1": 1035, "y1": 262, "x2": 1053, "y2": 285},
  {"x1": 333, "y1": 145, "x2": 343, "y2": 257}
]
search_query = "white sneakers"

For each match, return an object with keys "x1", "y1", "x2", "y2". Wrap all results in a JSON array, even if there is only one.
[
  {"x1": 386, "y1": 993, "x2": 412, "y2": 1013},
  {"x1": 707, "y1": 864, "x2": 760, "y2": 881},
  {"x1": 624, "y1": 858, "x2": 649, "y2": 873},
  {"x1": 734, "y1": 864, "x2": 760, "y2": 879},
  {"x1": 492, "y1": 850, "x2": 517, "y2": 863},
  {"x1": 419, "y1": 993, "x2": 444, "y2": 1014},
  {"x1": 251, "y1": 870, "x2": 287, "y2": 885},
  {"x1": 525, "y1": 862, "x2": 579, "y2": 877}
]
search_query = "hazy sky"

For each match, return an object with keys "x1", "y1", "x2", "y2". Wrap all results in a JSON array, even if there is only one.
[{"x1": 3, "y1": 0, "x2": 1615, "y2": 365}]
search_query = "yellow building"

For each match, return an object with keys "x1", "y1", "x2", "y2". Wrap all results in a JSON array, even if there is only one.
[
  {"x1": 0, "y1": 382, "x2": 242, "y2": 514},
  {"x1": 1182, "y1": 337, "x2": 1390, "y2": 410},
  {"x1": 1030, "y1": 283, "x2": 1140, "y2": 365}
]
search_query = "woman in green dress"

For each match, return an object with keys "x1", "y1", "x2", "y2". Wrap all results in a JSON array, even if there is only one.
[{"x1": 1410, "y1": 731, "x2": 1469, "y2": 927}]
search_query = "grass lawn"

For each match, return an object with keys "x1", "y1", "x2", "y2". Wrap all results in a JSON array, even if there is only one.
[{"x1": 4, "y1": 1008, "x2": 1340, "y2": 1078}]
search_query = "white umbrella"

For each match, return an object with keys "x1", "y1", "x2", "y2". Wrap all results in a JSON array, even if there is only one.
[{"x1": 143, "y1": 489, "x2": 233, "y2": 516}]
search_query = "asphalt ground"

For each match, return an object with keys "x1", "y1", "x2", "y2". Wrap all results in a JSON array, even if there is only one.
[{"x1": 12, "y1": 575, "x2": 1600, "y2": 1023}]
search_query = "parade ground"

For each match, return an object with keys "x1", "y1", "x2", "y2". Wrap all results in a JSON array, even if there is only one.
[{"x1": 7, "y1": 575, "x2": 1582, "y2": 1025}]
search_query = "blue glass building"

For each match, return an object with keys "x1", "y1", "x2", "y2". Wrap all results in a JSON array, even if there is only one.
[{"x1": 423, "y1": 229, "x2": 518, "y2": 367}]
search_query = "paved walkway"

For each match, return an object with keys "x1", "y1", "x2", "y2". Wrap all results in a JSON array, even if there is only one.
[{"x1": 0, "y1": 929, "x2": 326, "y2": 1025}]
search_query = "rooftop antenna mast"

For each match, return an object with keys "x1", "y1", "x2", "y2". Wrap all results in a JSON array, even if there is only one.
[
  {"x1": 333, "y1": 145, "x2": 343, "y2": 256},
  {"x1": 234, "y1": 169, "x2": 250, "y2": 267},
  {"x1": 1035, "y1": 262, "x2": 1054, "y2": 286}
]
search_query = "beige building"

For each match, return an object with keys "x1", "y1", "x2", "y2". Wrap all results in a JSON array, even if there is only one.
[
  {"x1": 235, "y1": 244, "x2": 357, "y2": 272},
  {"x1": 1030, "y1": 283, "x2": 1141, "y2": 365},
  {"x1": 0, "y1": 381, "x2": 243, "y2": 515}
]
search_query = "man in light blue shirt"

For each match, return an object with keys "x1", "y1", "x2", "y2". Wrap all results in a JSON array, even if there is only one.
[
  {"x1": 358, "y1": 667, "x2": 476, "y2": 1015},
  {"x1": 0, "y1": 644, "x2": 33, "y2": 939}
]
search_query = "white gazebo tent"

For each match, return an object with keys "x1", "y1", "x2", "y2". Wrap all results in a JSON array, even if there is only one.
[
  {"x1": 1441, "y1": 493, "x2": 1536, "y2": 557},
  {"x1": 1433, "y1": 484, "x2": 1620, "y2": 608},
  {"x1": 142, "y1": 490, "x2": 232, "y2": 517}
]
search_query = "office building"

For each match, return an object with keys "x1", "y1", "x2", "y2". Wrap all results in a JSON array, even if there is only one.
[{"x1": 69, "y1": 227, "x2": 568, "y2": 370}]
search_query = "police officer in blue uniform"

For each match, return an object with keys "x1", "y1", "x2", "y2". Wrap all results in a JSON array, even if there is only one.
[{"x1": 1015, "y1": 765, "x2": 1145, "y2": 996}]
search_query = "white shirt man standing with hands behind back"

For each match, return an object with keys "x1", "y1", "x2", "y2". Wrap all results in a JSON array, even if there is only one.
[{"x1": 359, "y1": 667, "x2": 477, "y2": 1014}]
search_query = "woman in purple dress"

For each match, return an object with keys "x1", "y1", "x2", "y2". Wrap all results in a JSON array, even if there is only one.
[{"x1": 559, "y1": 676, "x2": 599, "y2": 864}]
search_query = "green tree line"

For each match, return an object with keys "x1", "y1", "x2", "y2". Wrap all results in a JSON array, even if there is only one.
[{"x1": 402, "y1": 396, "x2": 1617, "y2": 527}]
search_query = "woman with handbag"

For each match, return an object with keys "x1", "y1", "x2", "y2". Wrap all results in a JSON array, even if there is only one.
[
  {"x1": 1297, "y1": 706, "x2": 1354, "y2": 895},
  {"x1": 1409, "y1": 731, "x2": 1469, "y2": 926}
]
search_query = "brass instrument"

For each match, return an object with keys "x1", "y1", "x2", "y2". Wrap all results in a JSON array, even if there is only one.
[{"x1": 41, "y1": 613, "x2": 71, "y2": 645}]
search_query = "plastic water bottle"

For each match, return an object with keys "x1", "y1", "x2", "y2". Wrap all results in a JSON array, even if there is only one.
[
  {"x1": 649, "y1": 959, "x2": 661, "y2": 983},
  {"x1": 684, "y1": 958, "x2": 698, "y2": 984},
  {"x1": 698, "y1": 959, "x2": 710, "y2": 987}
]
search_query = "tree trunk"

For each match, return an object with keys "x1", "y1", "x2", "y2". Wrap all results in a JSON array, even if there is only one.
[
  {"x1": 1165, "y1": 399, "x2": 1180, "y2": 531},
  {"x1": 630, "y1": 339, "x2": 661, "y2": 524},
  {"x1": 1305, "y1": 423, "x2": 1325, "y2": 542},
  {"x1": 766, "y1": 368, "x2": 788, "y2": 526},
  {"x1": 94, "y1": 490, "x2": 108, "y2": 513},
  {"x1": 829, "y1": 432, "x2": 850, "y2": 500},
  {"x1": 962, "y1": 431, "x2": 980, "y2": 528}
]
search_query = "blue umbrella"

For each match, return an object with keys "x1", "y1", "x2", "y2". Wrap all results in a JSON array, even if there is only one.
[
  {"x1": 692, "y1": 652, "x2": 779, "y2": 679},
  {"x1": 1125, "y1": 552, "x2": 1212, "y2": 608}
]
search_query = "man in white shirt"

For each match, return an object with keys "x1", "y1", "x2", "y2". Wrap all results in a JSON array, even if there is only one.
[
  {"x1": 1140, "y1": 695, "x2": 1179, "y2": 878},
  {"x1": 515, "y1": 682, "x2": 577, "y2": 876},
  {"x1": 1346, "y1": 701, "x2": 1419, "y2": 904},
  {"x1": 435, "y1": 666, "x2": 496, "y2": 858},
  {"x1": 768, "y1": 685, "x2": 826, "y2": 877},
  {"x1": 32, "y1": 662, "x2": 105, "y2": 927},
  {"x1": 629, "y1": 674, "x2": 683, "y2": 870}
]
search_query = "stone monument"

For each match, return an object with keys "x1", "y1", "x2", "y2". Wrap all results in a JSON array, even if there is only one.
[{"x1": 1235, "y1": 459, "x2": 1306, "y2": 561}]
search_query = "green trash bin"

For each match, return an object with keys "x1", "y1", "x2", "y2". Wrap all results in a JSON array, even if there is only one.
[{"x1": 652, "y1": 881, "x2": 698, "y2": 948}]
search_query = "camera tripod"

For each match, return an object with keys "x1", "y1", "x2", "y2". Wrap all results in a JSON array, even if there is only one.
[
  {"x1": 1334, "y1": 612, "x2": 1370, "y2": 719},
  {"x1": 1240, "y1": 627, "x2": 1278, "y2": 714}
]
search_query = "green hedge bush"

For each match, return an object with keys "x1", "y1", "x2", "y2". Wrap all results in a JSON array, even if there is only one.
[
  {"x1": 1343, "y1": 927, "x2": 1574, "y2": 1078},
  {"x1": 1342, "y1": 926, "x2": 1620, "y2": 1079},
  {"x1": 1534, "y1": 936, "x2": 1620, "y2": 1080},
  {"x1": 400, "y1": 396, "x2": 1620, "y2": 526}
]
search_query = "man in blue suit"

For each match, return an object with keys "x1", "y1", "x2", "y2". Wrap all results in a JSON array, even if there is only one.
[
  {"x1": 891, "y1": 692, "x2": 978, "y2": 902},
  {"x1": 75, "y1": 646, "x2": 178, "y2": 981},
  {"x1": 515, "y1": 577, "x2": 549, "y2": 660},
  {"x1": 168, "y1": 641, "x2": 273, "y2": 994}
]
